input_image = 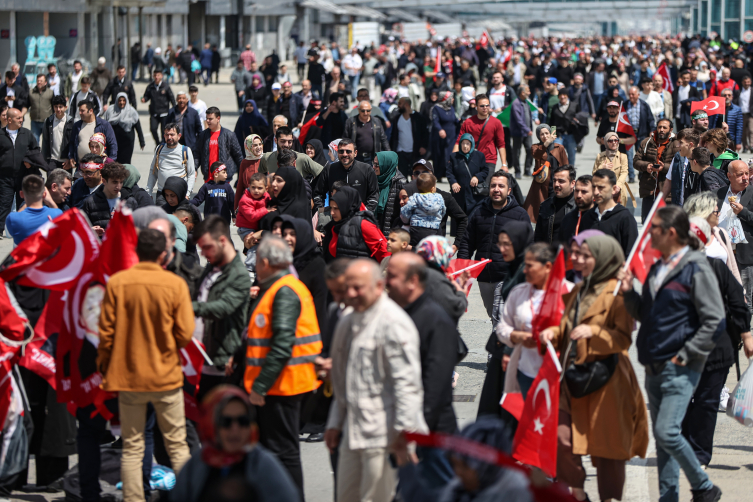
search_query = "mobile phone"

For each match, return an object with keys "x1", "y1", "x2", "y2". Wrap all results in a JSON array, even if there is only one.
[{"x1": 551, "y1": 126, "x2": 557, "y2": 136}]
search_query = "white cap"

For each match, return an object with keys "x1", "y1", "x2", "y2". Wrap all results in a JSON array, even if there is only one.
[
  {"x1": 271, "y1": 82, "x2": 281, "y2": 90},
  {"x1": 98, "y1": 57, "x2": 106, "y2": 65},
  {"x1": 155, "y1": 47, "x2": 162, "y2": 54}
]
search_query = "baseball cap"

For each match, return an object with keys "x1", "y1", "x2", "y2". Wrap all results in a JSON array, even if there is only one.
[
  {"x1": 413, "y1": 158, "x2": 434, "y2": 173},
  {"x1": 271, "y1": 83, "x2": 281, "y2": 90},
  {"x1": 547, "y1": 77, "x2": 558, "y2": 84},
  {"x1": 436, "y1": 72, "x2": 446, "y2": 78},
  {"x1": 607, "y1": 101, "x2": 620, "y2": 107}
]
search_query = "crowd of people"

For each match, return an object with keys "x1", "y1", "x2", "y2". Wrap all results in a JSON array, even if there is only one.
[{"x1": 2, "y1": 31, "x2": 753, "y2": 502}]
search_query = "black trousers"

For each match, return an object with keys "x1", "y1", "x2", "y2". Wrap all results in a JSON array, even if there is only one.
[
  {"x1": 641, "y1": 193, "x2": 655, "y2": 223},
  {"x1": 256, "y1": 394, "x2": 305, "y2": 501},
  {"x1": 510, "y1": 135, "x2": 533, "y2": 173},
  {"x1": 397, "y1": 150, "x2": 414, "y2": 178},
  {"x1": 681, "y1": 366, "x2": 729, "y2": 466},
  {"x1": 149, "y1": 114, "x2": 169, "y2": 145},
  {"x1": 0, "y1": 174, "x2": 23, "y2": 233}
]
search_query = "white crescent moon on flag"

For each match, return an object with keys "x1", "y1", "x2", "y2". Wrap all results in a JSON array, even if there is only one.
[
  {"x1": 25, "y1": 231, "x2": 84, "y2": 286},
  {"x1": 532, "y1": 378, "x2": 552, "y2": 418},
  {"x1": 706, "y1": 100, "x2": 720, "y2": 111},
  {"x1": 618, "y1": 112, "x2": 632, "y2": 128}
]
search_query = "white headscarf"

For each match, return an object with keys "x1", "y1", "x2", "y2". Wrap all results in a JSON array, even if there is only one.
[{"x1": 103, "y1": 92, "x2": 140, "y2": 132}]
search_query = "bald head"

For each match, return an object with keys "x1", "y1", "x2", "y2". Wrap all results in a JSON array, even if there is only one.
[
  {"x1": 6, "y1": 108, "x2": 22, "y2": 130},
  {"x1": 147, "y1": 218, "x2": 176, "y2": 264},
  {"x1": 386, "y1": 252, "x2": 427, "y2": 307},
  {"x1": 728, "y1": 160, "x2": 750, "y2": 192},
  {"x1": 345, "y1": 259, "x2": 383, "y2": 312}
]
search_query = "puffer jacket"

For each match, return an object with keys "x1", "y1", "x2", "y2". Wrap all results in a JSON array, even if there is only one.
[
  {"x1": 456, "y1": 196, "x2": 531, "y2": 283},
  {"x1": 400, "y1": 193, "x2": 446, "y2": 230},
  {"x1": 634, "y1": 135, "x2": 681, "y2": 198},
  {"x1": 377, "y1": 171, "x2": 406, "y2": 235},
  {"x1": 81, "y1": 185, "x2": 142, "y2": 228},
  {"x1": 192, "y1": 253, "x2": 252, "y2": 369},
  {"x1": 195, "y1": 127, "x2": 244, "y2": 179}
]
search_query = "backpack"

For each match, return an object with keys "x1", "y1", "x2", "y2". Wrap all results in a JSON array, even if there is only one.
[{"x1": 152, "y1": 143, "x2": 189, "y2": 177}]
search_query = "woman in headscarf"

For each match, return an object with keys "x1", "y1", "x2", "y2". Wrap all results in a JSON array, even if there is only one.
[
  {"x1": 277, "y1": 215, "x2": 328, "y2": 336},
  {"x1": 103, "y1": 92, "x2": 144, "y2": 164},
  {"x1": 322, "y1": 185, "x2": 390, "y2": 263},
  {"x1": 431, "y1": 91, "x2": 459, "y2": 180},
  {"x1": 373, "y1": 151, "x2": 405, "y2": 235},
  {"x1": 244, "y1": 76, "x2": 268, "y2": 118},
  {"x1": 419, "y1": 88, "x2": 439, "y2": 124},
  {"x1": 540, "y1": 235, "x2": 648, "y2": 502},
  {"x1": 305, "y1": 139, "x2": 329, "y2": 171},
  {"x1": 477, "y1": 220, "x2": 533, "y2": 418},
  {"x1": 172, "y1": 386, "x2": 299, "y2": 502},
  {"x1": 522, "y1": 124, "x2": 569, "y2": 223},
  {"x1": 235, "y1": 134, "x2": 264, "y2": 213},
  {"x1": 87, "y1": 132, "x2": 116, "y2": 164},
  {"x1": 447, "y1": 133, "x2": 488, "y2": 216},
  {"x1": 160, "y1": 176, "x2": 189, "y2": 215},
  {"x1": 268, "y1": 166, "x2": 311, "y2": 222},
  {"x1": 327, "y1": 139, "x2": 341, "y2": 163},
  {"x1": 234, "y1": 100, "x2": 269, "y2": 149},
  {"x1": 567, "y1": 229, "x2": 605, "y2": 284},
  {"x1": 398, "y1": 416, "x2": 533, "y2": 502},
  {"x1": 414, "y1": 235, "x2": 469, "y2": 326},
  {"x1": 593, "y1": 131, "x2": 629, "y2": 206},
  {"x1": 497, "y1": 243, "x2": 573, "y2": 400}
]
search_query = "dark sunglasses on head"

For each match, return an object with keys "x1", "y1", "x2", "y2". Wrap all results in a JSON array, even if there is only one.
[{"x1": 219, "y1": 415, "x2": 251, "y2": 429}]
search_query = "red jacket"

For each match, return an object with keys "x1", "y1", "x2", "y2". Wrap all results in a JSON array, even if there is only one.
[
  {"x1": 710, "y1": 78, "x2": 739, "y2": 96},
  {"x1": 236, "y1": 190, "x2": 271, "y2": 230},
  {"x1": 327, "y1": 204, "x2": 390, "y2": 262}
]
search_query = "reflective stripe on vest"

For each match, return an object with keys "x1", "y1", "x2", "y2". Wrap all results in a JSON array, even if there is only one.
[{"x1": 243, "y1": 274, "x2": 322, "y2": 396}]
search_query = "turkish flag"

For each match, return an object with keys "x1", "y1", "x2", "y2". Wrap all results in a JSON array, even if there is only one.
[
  {"x1": 625, "y1": 196, "x2": 665, "y2": 284},
  {"x1": 181, "y1": 339, "x2": 208, "y2": 422},
  {"x1": 446, "y1": 259, "x2": 492, "y2": 297},
  {"x1": 532, "y1": 248, "x2": 568, "y2": 352},
  {"x1": 0, "y1": 209, "x2": 99, "y2": 291},
  {"x1": 299, "y1": 112, "x2": 320, "y2": 145},
  {"x1": 434, "y1": 50, "x2": 441, "y2": 74},
  {"x1": 18, "y1": 290, "x2": 65, "y2": 390},
  {"x1": 479, "y1": 31, "x2": 489, "y2": 48},
  {"x1": 690, "y1": 96, "x2": 725, "y2": 117},
  {"x1": 616, "y1": 108, "x2": 637, "y2": 151},
  {"x1": 0, "y1": 282, "x2": 29, "y2": 428},
  {"x1": 656, "y1": 62, "x2": 674, "y2": 92},
  {"x1": 512, "y1": 341, "x2": 562, "y2": 477}
]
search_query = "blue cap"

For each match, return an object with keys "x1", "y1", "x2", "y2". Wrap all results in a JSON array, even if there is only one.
[
  {"x1": 547, "y1": 77, "x2": 558, "y2": 84},
  {"x1": 436, "y1": 72, "x2": 446, "y2": 78}
]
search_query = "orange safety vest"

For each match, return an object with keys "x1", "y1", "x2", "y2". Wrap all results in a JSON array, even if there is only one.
[{"x1": 244, "y1": 274, "x2": 322, "y2": 396}]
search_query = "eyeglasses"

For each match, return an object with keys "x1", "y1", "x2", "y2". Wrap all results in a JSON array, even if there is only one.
[{"x1": 219, "y1": 415, "x2": 251, "y2": 429}]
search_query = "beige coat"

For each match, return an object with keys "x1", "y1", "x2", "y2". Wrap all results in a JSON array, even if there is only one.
[
  {"x1": 593, "y1": 151, "x2": 629, "y2": 206},
  {"x1": 549, "y1": 279, "x2": 649, "y2": 461}
]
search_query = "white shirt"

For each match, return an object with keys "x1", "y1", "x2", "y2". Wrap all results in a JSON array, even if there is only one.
[
  {"x1": 740, "y1": 87, "x2": 751, "y2": 113},
  {"x1": 341, "y1": 54, "x2": 363, "y2": 77},
  {"x1": 71, "y1": 71, "x2": 83, "y2": 94},
  {"x1": 706, "y1": 238, "x2": 727, "y2": 263},
  {"x1": 489, "y1": 85, "x2": 507, "y2": 111},
  {"x1": 676, "y1": 85, "x2": 690, "y2": 118},
  {"x1": 189, "y1": 99, "x2": 208, "y2": 130},
  {"x1": 640, "y1": 90, "x2": 664, "y2": 121},
  {"x1": 47, "y1": 74, "x2": 61, "y2": 96},
  {"x1": 397, "y1": 85, "x2": 410, "y2": 99},
  {"x1": 51, "y1": 116, "x2": 66, "y2": 160},
  {"x1": 719, "y1": 185, "x2": 744, "y2": 230},
  {"x1": 396, "y1": 115, "x2": 413, "y2": 152},
  {"x1": 7, "y1": 128, "x2": 18, "y2": 145},
  {"x1": 6, "y1": 87, "x2": 14, "y2": 109},
  {"x1": 595, "y1": 204, "x2": 616, "y2": 221}
]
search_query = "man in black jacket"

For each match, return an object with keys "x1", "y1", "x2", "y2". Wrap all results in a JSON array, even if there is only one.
[
  {"x1": 390, "y1": 97, "x2": 428, "y2": 177},
  {"x1": 194, "y1": 107, "x2": 243, "y2": 180},
  {"x1": 42, "y1": 95, "x2": 74, "y2": 171},
  {"x1": 81, "y1": 162, "x2": 128, "y2": 236},
  {"x1": 0, "y1": 71, "x2": 29, "y2": 116},
  {"x1": 457, "y1": 171, "x2": 531, "y2": 319},
  {"x1": 558, "y1": 174, "x2": 597, "y2": 243},
  {"x1": 313, "y1": 138, "x2": 378, "y2": 211},
  {"x1": 102, "y1": 65, "x2": 138, "y2": 111},
  {"x1": 316, "y1": 92, "x2": 347, "y2": 146},
  {"x1": 0, "y1": 108, "x2": 41, "y2": 234},
  {"x1": 343, "y1": 101, "x2": 390, "y2": 164},
  {"x1": 550, "y1": 91, "x2": 581, "y2": 165},
  {"x1": 386, "y1": 253, "x2": 458, "y2": 482},
  {"x1": 534, "y1": 164, "x2": 577, "y2": 244},
  {"x1": 141, "y1": 68, "x2": 176, "y2": 144},
  {"x1": 590, "y1": 169, "x2": 638, "y2": 257}
]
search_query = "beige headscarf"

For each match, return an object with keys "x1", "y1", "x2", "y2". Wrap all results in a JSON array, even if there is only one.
[
  {"x1": 603, "y1": 131, "x2": 620, "y2": 159},
  {"x1": 244, "y1": 134, "x2": 263, "y2": 160}
]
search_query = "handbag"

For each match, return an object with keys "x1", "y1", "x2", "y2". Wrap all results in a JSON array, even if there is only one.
[
  {"x1": 456, "y1": 336, "x2": 469, "y2": 364},
  {"x1": 564, "y1": 350, "x2": 619, "y2": 398}
]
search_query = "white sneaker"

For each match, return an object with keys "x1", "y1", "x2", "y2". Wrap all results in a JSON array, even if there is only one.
[{"x1": 719, "y1": 386, "x2": 730, "y2": 412}]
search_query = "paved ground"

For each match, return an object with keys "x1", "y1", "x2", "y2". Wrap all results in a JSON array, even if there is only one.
[{"x1": 4, "y1": 67, "x2": 753, "y2": 502}]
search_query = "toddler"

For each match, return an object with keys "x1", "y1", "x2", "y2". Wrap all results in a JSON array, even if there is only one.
[
  {"x1": 190, "y1": 162, "x2": 235, "y2": 223},
  {"x1": 400, "y1": 173, "x2": 446, "y2": 246},
  {"x1": 236, "y1": 172, "x2": 272, "y2": 239}
]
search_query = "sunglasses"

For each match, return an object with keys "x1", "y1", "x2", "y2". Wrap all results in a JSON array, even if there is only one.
[
  {"x1": 359, "y1": 109, "x2": 372, "y2": 113},
  {"x1": 607, "y1": 139, "x2": 619, "y2": 143},
  {"x1": 339, "y1": 149, "x2": 354, "y2": 155},
  {"x1": 413, "y1": 169, "x2": 428, "y2": 176},
  {"x1": 219, "y1": 415, "x2": 251, "y2": 429},
  {"x1": 477, "y1": 104, "x2": 490, "y2": 108}
]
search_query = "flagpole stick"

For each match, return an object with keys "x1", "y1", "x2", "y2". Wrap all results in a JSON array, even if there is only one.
[
  {"x1": 192, "y1": 338, "x2": 214, "y2": 366},
  {"x1": 612, "y1": 194, "x2": 664, "y2": 296}
]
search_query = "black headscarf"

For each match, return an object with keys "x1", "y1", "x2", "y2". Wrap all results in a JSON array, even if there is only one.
[
  {"x1": 331, "y1": 185, "x2": 362, "y2": 231},
  {"x1": 499, "y1": 220, "x2": 534, "y2": 301},
  {"x1": 160, "y1": 176, "x2": 189, "y2": 214},
  {"x1": 279, "y1": 215, "x2": 319, "y2": 268},
  {"x1": 401, "y1": 180, "x2": 418, "y2": 198},
  {"x1": 273, "y1": 166, "x2": 311, "y2": 222},
  {"x1": 306, "y1": 139, "x2": 328, "y2": 167}
]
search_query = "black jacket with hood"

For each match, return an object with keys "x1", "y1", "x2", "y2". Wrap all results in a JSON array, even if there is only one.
[
  {"x1": 160, "y1": 176, "x2": 189, "y2": 214},
  {"x1": 589, "y1": 204, "x2": 639, "y2": 257}
]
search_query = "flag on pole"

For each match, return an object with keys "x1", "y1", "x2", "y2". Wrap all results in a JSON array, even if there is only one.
[
  {"x1": 656, "y1": 62, "x2": 674, "y2": 92},
  {"x1": 511, "y1": 341, "x2": 562, "y2": 477},
  {"x1": 299, "y1": 112, "x2": 320, "y2": 145},
  {"x1": 180, "y1": 339, "x2": 208, "y2": 422},
  {"x1": 497, "y1": 100, "x2": 538, "y2": 128},
  {"x1": 531, "y1": 248, "x2": 568, "y2": 352},
  {"x1": 623, "y1": 196, "x2": 666, "y2": 285},
  {"x1": 617, "y1": 104, "x2": 637, "y2": 151},
  {"x1": 479, "y1": 30, "x2": 489, "y2": 47},
  {"x1": 446, "y1": 259, "x2": 491, "y2": 297},
  {"x1": 690, "y1": 96, "x2": 725, "y2": 117}
]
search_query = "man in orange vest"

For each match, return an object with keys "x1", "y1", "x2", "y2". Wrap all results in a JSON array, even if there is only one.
[{"x1": 244, "y1": 235, "x2": 322, "y2": 498}]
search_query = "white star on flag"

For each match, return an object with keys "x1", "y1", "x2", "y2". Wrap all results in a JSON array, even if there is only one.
[{"x1": 533, "y1": 417, "x2": 544, "y2": 434}]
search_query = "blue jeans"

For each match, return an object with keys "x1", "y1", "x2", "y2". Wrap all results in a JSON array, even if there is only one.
[
  {"x1": 645, "y1": 362, "x2": 712, "y2": 502},
  {"x1": 30, "y1": 120, "x2": 44, "y2": 144},
  {"x1": 593, "y1": 93, "x2": 604, "y2": 114},
  {"x1": 556, "y1": 134, "x2": 577, "y2": 165},
  {"x1": 131, "y1": 63, "x2": 140, "y2": 81},
  {"x1": 347, "y1": 74, "x2": 360, "y2": 99},
  {"x1": 627, "y1": 146, "x2": 636, "y2": 181}
]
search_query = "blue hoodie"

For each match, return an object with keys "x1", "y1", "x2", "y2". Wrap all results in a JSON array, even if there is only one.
[{"x1": 400, "y1": 192, "x2": 446, "y2": 229}]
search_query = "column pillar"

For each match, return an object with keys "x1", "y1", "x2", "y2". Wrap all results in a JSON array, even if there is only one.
[
  {"x1": 161, "y1": 14, "x2": 167, "y2": 51},
  {"x1": 9, "y1": 11, "x2": 15, "y2": 69},
  {"x1": 90, "y1": 8, "x2": 100, "y2": 64},
  {"x1": 220, "y1": 15, "x2": 226, "y2": 49},
  {"x1": 75, "y1": 11, "x2": 85, "y2": 60},
  {"x1": 183, "y1": 14, "x2": 188, "y2": 48}
]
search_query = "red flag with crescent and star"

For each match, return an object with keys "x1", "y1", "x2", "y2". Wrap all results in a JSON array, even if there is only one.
[
  {"x1": 690, "y1": 96, "x2": 725, "y2": 117},
  {"x1": 625, "y1": 196, "x2": 666, "y2": 284},
  {"x1": 511, "y1": 341, "x2": 562, "y2": 477},
  {"x1": 616, "y1": 104, "x2": 637, "y2": 151},
  {"x1": 656, "y1": 62, "x2": 674, "y2": 93}
]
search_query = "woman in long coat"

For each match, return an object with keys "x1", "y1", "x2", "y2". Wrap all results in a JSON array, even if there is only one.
[
  {"x1": 431, "y1": 91, "x2": 459, "y2": 180},
  {"x1": 523, "y1": 124, "x2": 568, "y2": 223}
]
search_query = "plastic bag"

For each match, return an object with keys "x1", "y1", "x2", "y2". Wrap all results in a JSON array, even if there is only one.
[
  {"x1": 726, "y1": 359, "x2": 753, "y2": 427},
  {"x1": 720, "y1": 209, "x2": 749, "y2": 245}
]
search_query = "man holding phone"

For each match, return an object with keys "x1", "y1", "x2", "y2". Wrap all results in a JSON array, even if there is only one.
[{"x1": 634, "y1": 118, "x2": 680, "y2": 222}]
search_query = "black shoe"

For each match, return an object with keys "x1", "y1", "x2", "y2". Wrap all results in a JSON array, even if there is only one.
[
  {"x1": 691, "y1": 485, "x2": 722, "y2": 502},
  {"x1": 515, "y1": 172, "x2": 522, "y2": 179},
  {"x1": 306, "y1": 432, "x2": 325, "y2": 443},
  {"x1": 628, "y1": 177, "x2": 636, "y2": 183},
  {"x1": 524, "y1": 169, "x2": 531, "y2": 176}
]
